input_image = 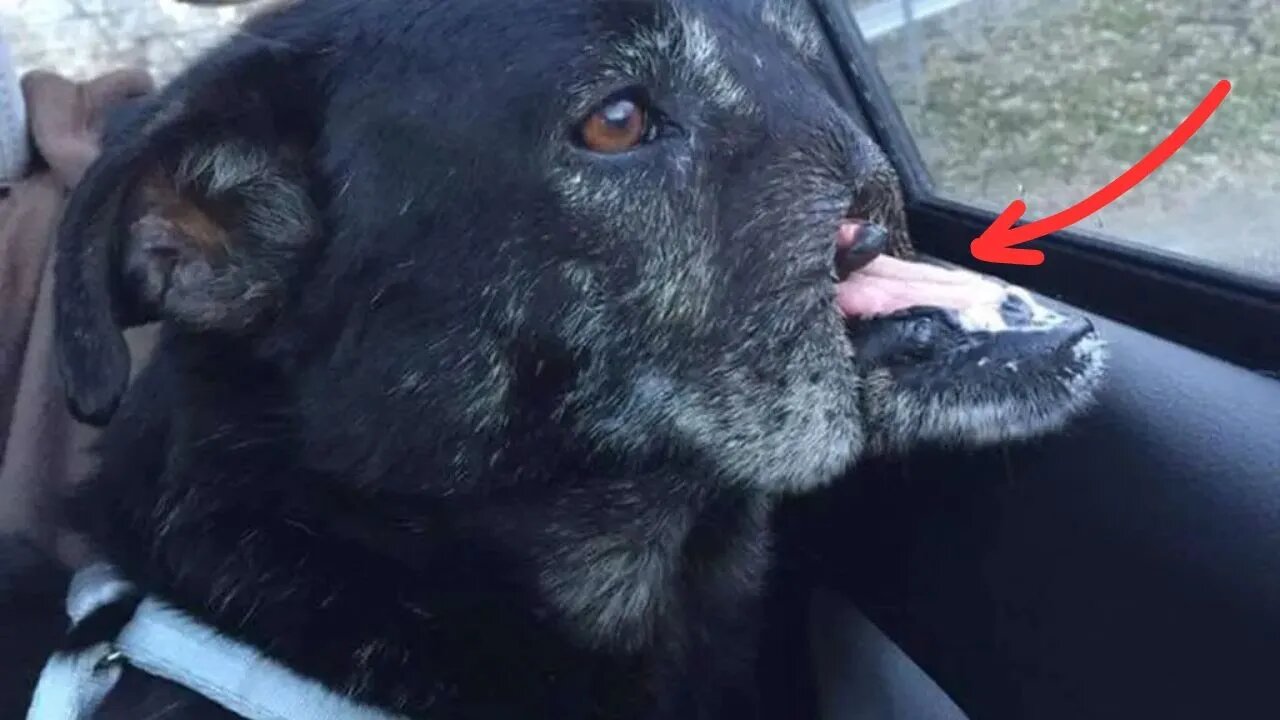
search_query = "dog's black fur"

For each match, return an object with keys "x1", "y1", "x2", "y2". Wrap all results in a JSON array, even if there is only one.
[{"x1": 1, "y1": 1, "x2": 1105, "y2": 718}]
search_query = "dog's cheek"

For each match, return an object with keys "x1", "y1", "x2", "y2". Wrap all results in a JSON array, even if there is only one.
[
  {"x1": 509, "y1": 333, "x2": 583, "y2": 425},
  {"x1": 536, "y1": 527, "x2": 684, "y2": 653},
  {"x1": 547, "y1": 163, "x2": 720, "y2": 332}
]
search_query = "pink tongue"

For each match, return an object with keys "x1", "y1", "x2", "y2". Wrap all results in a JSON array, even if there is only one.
[{"x1": 836, "y1": 255, "x2": 1006, "y2": 318}]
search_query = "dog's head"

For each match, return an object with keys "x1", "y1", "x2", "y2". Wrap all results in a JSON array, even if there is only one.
[{"x1": 55, "y1": 0, "x2": 1105, "y2": 498}]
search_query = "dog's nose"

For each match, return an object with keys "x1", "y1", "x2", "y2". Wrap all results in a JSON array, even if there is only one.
[
  {"x1": 1059, "y1": 315, "x2": 1096, "y2": 347},
  {"x1": 835, "y1": 222, "x2": 889, "y2": 278}
]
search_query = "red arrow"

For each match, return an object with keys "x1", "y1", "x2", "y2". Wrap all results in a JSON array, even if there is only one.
[{"x1": 970, "y1": 79, "x2": 1232, "y2": 266}]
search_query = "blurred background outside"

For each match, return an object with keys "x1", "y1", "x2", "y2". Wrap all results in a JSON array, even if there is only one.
[{"x1": 855, "y1": 0, "x2": 1279, "y2": 281}]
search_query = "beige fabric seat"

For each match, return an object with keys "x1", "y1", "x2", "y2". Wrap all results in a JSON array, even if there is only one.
[{"x1": 0, "y1": 66, "x2": 155, "y2": 568}]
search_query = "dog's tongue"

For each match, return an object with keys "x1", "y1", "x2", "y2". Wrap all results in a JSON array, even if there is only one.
[{"x1": 836, "y1": 255, "x2": 1006, "y2": 319}]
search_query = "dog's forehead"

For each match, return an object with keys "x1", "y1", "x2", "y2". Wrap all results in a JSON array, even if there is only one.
[
  {"x1": 572, "y1": 0, "x2": 824, "y2": 111},
  {"x1": 307, "y1": 0, "x2": 825, "y2": 124},
  {"x1": 606, "y1": 3, "x2": 754, "y2": 111},
  {"x1": 635, "y1": 0, "x2": 823, "y2": 53}
]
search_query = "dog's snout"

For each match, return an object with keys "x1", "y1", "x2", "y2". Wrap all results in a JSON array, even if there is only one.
[
  {"x1": 836, "y1": 130, "x2": 901, "y2": 234},
  {"x1": 1061, "y1": 315, "x2": 1096, "y2": 346},
  {"x1": 844, "y1": 131, "x2": 892, "y2": 184}
]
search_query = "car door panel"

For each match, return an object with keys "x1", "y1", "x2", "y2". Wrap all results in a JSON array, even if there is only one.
[{"x1": 777, "y1": 306, "x2": 1280, "y2": 719}]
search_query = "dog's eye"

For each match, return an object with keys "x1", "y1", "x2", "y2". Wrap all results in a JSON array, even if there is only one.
[{"x1": 578, "y1": 93, "x2": 653, "y2": 154}]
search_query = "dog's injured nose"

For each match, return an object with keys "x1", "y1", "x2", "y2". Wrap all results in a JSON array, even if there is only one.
[{"x1": 835, "y1": 221, "x2": 889, "y2": 278}]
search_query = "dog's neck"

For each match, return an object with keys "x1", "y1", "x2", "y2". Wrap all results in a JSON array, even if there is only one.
[{"x1": 71, "y1": 354, "x2": 770, "y2": 718}]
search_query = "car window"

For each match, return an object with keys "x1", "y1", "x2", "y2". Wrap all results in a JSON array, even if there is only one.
[
  {"x1": 1, "y1": 0, "x2": 268, "y2": 83},
  {"x1": 847, "y1": 0, "x2": 1279, "y2": 283}
]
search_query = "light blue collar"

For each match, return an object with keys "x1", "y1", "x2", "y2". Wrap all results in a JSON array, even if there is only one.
[{"x1": 27, "y1": 563, "x2": 409, "y2": 720}]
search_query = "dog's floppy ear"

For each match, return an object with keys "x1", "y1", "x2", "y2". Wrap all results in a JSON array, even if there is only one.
[{"x1": 55, "y1": 48, "x2": 319, "y2": 425}]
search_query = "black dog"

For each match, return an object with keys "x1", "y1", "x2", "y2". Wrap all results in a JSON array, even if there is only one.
[{"x1": 5, "y1": 1, "x2": 1105, "y2": 718}]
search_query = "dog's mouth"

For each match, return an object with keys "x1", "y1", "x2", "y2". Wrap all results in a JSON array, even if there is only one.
[{"x1": 833, "y1": 220, "x2": 1097, "y2": 373}]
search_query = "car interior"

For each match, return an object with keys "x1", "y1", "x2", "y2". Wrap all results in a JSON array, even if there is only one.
[
  {"x1": 753, "y1": 2, "x2": 1280, "y2": 719},
  {"x1": 4, "y1": 1, "x2": 1278, "y2": 718}
]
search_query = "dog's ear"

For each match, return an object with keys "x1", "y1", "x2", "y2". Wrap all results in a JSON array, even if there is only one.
[{"x1": 55, "y1": 49, "x2": 320, "y2": 425}]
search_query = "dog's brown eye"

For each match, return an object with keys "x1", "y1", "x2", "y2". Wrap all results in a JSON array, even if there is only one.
[{"x1": 580, "y1": 98, "x2": 649, "y2": 154}]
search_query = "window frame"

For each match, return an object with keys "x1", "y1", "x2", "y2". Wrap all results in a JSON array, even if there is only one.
[{"x1": 808, "y1": 0, "x2": 1280, "y2": 375}]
